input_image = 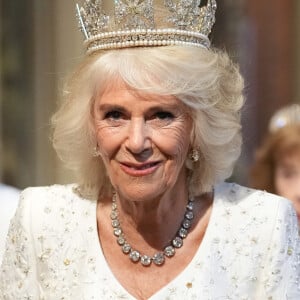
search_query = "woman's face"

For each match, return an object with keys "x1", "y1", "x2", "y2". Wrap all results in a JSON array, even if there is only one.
[
  {"x1": 93, "y1": 80, "x2": 193, "y2": 201},
  {"x1": 274, "y1": 151, "x2": 300, "y2": 220}
]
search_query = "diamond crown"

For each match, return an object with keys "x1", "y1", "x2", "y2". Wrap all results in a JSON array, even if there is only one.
[{"x1": 76, "y1": 0, "x2": 217, "y2": 54}]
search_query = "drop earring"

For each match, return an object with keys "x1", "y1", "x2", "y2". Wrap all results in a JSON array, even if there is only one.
[
  {"x1": 93, "y1": 146, "x2": 101, "y2": 157},
  {"x1": 190, "y1": 149, "x2": 199, "y2": 162}
]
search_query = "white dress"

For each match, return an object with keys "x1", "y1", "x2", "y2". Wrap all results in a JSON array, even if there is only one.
[
  {"x1": 0, "y1": 184, "x2": 20, "y2": 263},
  {"x1": 0, "y1": 182, "x2": 299, "y2": 300}
]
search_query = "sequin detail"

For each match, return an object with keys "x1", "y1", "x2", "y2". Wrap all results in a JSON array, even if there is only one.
[{"x1": 0, "y1": 183, "x2": 299, "y2": 299}]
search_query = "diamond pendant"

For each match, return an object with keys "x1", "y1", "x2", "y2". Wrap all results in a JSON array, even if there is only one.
[
  {"x1": 122, "y1": 243, "x2": 131, "y2": 254},
  {"x1": 141, "y1": 255, "x2": 152, "y2": 266},
  {"x1": 153, "y1": 253, "x2": 165, "y2": 266},
  {"x1": 172, "y1": 237, "x2": 183, "y2": 248},
  {"x1": 129, "y1": 250, "x2": 140, "y2": 262},
  {"x1": 178, "y1": 227, "x2": 188, "y2": 238},
  {"x1": 164, "y1": 246, "x2": 175, "y2": 257}
]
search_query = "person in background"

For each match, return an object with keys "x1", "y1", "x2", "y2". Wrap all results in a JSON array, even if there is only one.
[
  {"x1": 1, "y1": 1, "x2": 299, "y2": 299},
  {"x1": 0, "y1": 183, "x2": 19, "y2": 262},
  {"x1": 250, "y1": 104, "x2": 300, "y2": 223}
]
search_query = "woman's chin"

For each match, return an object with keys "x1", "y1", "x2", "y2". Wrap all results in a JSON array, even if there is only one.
[{"x1": 114, "y1": 184, "x2": 165, "y2": 203}]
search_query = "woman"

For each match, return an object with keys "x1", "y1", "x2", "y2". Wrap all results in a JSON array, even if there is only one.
[
  {"x1": 250, "y1": 104, "x2": 300, "y2": 222},
  {"x1": 1, "y1": 1, "x2": 299, "y2": 299}
]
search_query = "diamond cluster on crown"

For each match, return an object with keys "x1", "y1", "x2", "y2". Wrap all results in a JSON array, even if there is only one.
[{"x1": 76, "y1": 0, "x2": 217, "y2": 54}]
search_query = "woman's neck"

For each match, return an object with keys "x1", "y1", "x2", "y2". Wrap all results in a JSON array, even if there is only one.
[{"x1": 114, "y1": 187, "x2": 190, "y2": 250}]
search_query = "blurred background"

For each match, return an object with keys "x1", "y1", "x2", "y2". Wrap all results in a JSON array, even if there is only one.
[{"x1": 0, "y1": 0, "x2": 300, "y2": 190}]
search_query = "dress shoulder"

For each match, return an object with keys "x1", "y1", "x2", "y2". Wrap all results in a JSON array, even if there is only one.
[
  {"x1": 0, "y1": 184, "x2": 97, "y2": 299},
  {"x1": 18, "y1": 184, "x2": 95, "y2": 218},
  {"x1": 213, "y1": 182, "x2": 300, "y2": 299},
  {"x1": 20, "y1": 183, "x2": 83, "y2": 204},
  {"x1": 215, "y1": 181, "x2": 293, "y2": 213}
]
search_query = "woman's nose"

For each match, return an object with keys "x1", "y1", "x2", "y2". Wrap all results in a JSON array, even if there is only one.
[{"x1": 126, "y1": 118, "x2": 150, "y2": 154}]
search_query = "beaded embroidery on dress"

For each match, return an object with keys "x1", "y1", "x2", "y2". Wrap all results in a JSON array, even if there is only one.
[{"x1": 1, "y1": 183, "x2": 300, "y2": 299}]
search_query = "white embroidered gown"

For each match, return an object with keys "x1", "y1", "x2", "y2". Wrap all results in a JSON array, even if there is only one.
[{"x1": 0, "y1": 182, "x2": 300, "y2": 299}]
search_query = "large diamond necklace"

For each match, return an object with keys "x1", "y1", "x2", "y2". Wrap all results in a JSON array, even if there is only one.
[{"x1": 110, "y1": 192, "x2": 195, "y2": 267}]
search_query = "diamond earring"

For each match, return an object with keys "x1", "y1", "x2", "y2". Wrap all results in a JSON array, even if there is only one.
[
  {"x1": 190, "y1": 149, "x2": 199, "y2": 162},
  {"x1": 93, "y1": 146, "x2": 101, "y2": 157}
]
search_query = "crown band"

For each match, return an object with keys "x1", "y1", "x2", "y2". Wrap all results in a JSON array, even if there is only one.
[
  {"x1": 85, "y1": 28, "x2": 210, "y2": 54},
  {"x1": 76, "y1": 0, "x2": 216, "y2": 54}
]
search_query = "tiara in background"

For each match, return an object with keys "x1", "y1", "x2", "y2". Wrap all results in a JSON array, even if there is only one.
[
  {"x1": 269, "y1": 104, "x2": 300, "y2": 132},
  {"x1": 76, "y1": 0, "x2": 217, "y2": 55}
]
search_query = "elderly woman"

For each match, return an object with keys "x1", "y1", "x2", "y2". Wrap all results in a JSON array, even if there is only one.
[
  {"x1": 251, "y1": 104, "x2": 300, "y2": 223},
  {"x1": 1, "y1": 1, "x2": 300, "y2": 299}
]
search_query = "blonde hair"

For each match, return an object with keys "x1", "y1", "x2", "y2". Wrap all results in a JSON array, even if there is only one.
[
  {"x1": 250, "y1": 124, "x2": 300, "y2": 193},
  {"x1": 52, "y1": 46, "x2": 244, "y2": 199},
  {"x1": 250, "y1": 104, "x2": 300, "y2": 193}
]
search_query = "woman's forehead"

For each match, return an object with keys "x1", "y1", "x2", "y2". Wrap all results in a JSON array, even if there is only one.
[
  {"x1": 275, "y1": 148, "x2": 300, "y2": 165},
  {"x1": 98, "y1": 80, "x2": 178, "y2": 105}
]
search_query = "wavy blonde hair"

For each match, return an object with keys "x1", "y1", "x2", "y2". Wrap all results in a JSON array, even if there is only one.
[
  {"x1": 250, "y1": 124, "x2": 300, "y2": 193},
  {"x1": 52, "y1": 46, "x2": 244, "y2": 199}
]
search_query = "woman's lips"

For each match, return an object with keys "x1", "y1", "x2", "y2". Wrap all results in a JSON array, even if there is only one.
[{"x1": 119, "y1": 161, "x2": 161, "y2": 176}]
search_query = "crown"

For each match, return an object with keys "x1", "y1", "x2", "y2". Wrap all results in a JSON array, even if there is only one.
[{"x1": 76, "y1": 0, "x2": 217, "y2": 55}]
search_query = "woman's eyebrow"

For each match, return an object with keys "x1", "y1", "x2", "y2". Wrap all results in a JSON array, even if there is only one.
[
  {"x1": 146, "y1": 104, "x2": 178, "y2": 112},
  {"x1": 98, "y1": 104, "x2": 127, "y2": 113}
]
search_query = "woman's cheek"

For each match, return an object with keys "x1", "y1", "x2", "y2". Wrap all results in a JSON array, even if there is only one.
[
  {"x1": 95, "y1": 127, "x2": 115, "y2": 158},
  {"x1": 158, "y1": 124, "x2": 191, "y2": 155},
  {"x1": 96, "y1": 125, "x2": 127, "y2": 159}
]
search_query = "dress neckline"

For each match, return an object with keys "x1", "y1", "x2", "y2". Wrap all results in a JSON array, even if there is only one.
[{"x1": 90, "y1": 188, "x2": 218, "y2": 299}]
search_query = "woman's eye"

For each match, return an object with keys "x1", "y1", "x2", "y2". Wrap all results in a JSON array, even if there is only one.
[
  {"x1": 155, "y1": 111, "x2": 174, "y2": 120},
  {"x1": 104, "y1": 110, "x2": 122, "y2": 120}
]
